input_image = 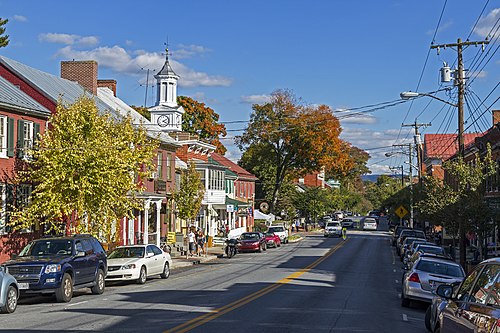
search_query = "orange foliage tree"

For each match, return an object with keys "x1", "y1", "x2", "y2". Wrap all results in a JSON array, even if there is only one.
[
  {"x1": 237, "y1": 89, "x2": 353, "y2": 212},
  {"x1": 177, "y1": 96, "x2": 227, "y2": 154}
]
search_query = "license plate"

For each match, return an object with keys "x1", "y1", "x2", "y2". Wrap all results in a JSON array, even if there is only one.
[
  {"x1": 18, "y1": 283, "x2": 29, "y2": 290},
  {"x1": 430, "y1": 280, "x2": 442, "y2": 289}
]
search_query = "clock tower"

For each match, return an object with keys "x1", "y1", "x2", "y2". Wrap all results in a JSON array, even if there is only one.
[{"x1": 149, "y1": 47, "x2": 184, "y2": 132}]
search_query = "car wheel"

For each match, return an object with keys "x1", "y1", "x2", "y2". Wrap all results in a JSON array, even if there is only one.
[
  {"x1": 137, "y1": 266, "x2": 147, "y2": 284},
  {"x1": 160, "y1": 262, "x2": 170, "y2": 279},
  {"x1": 91, "y1": 269, "x2": 105, "y2": 295},
  {"x1": 0, "y1": 285, "x2": 18, "y2": 313},
  {"x1": 55, "y1": 273, "x2": 73, "y2": 303},
  {"x1": 425, "y1": 305, "x2": 432, "y2": 332},
  {"x1": 433, "y1": 326, "x2": 440, "y2": 333},
  {"x1": 286, "y1": 238, "x2": 289, "y2": 244}
]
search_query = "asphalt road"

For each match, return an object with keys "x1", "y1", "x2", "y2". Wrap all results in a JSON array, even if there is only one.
[{"x1": 0, "y1": 224, "x2": 429, "y2": 333}]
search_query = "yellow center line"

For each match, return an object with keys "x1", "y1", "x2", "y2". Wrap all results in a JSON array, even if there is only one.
[{"x1": 164, "y1": 239, "x2": 348, "y2": 333}]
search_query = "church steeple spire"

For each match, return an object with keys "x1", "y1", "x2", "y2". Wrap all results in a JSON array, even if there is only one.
[{"x1": 154, "y1": 46, "x2": 179, "y2": 107}]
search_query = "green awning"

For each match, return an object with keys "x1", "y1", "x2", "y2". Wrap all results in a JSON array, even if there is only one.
[{"x1": 225, "y1": 196, "x2": 251, "y2": 207}]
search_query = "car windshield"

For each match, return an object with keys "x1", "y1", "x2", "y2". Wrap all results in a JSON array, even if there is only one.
[
  {"x1": 269, "y1": 227, "x2": 284, "y2": 232},
  {"x1": 419, "y1": 246, "x2": 445, "y2": 255},
  {"x1": 241, "y1": 233, "x2": 260, "y2": 240},
  {"x1": 365, "y1": 219, "x2": 376, "y2": 223},
  {"x1": 108, "y1": 247, "x2": 145, "y2": 259},
  {"x1": 19, "y1": 239, "x2": 73, "y2": 256},
  {"x1": 265, "y1": 233, "x2": 275, "y2": 237},
  {"x1": 416, "y1": 260, "x2": 464, "y2": 277},
  {"x1": 326, "y1": 222, "x2": 340, "y2": 227}
]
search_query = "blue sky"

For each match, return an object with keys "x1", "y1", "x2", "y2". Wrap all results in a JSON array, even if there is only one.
[{"x1": 1, "y1": 0, "x2": 498, "y2": 175}]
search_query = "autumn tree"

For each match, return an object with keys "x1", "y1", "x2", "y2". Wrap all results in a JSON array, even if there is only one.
[
  {"x1": 130, "y1": 105, "x2": 151, "y2": 121},
  {"x1": 417, "y1": 147, "x2": 495, "y2": 267},
  {"x1": 177, "y1": 96, "x2": 227, "y2": 154},
  {"x1": 174, "y1": 162, "x2": 205, "y2": 225},
  {"x1": 237, "y1": 89, "x2": 352, "y2": 213},
  {"x1": 11, "y1": 97, "x2": 159, "y2": 241},
  {"x1": 0, "y1": 18, "x2": 9, "y2": 48}
]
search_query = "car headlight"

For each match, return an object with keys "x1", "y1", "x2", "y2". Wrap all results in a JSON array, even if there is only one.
[
  {"x1": 44, "y1": 264, "x2": 62, "y2": 274},
  {"x1": 122, "y1": 264, "x2": 136, "y2": 270}
]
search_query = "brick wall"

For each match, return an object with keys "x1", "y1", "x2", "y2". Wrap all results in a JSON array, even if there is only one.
[
  {"x1": 493, "y1": 110, "x2": 500, "y2": 125},
  {"x1": 176, "y1": 145, "x2": 209, "y2": 163},
  {"x1": 60, "y1": 60, "x2": 98, "y2": 95},
  {"x1": 97, "y1": 79, "x2": 117, "y2": 96}
]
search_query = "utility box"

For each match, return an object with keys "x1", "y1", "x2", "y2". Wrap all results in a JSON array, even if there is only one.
[{"x1": 441, "y1": 64, "x2": 451, "y2": 82}]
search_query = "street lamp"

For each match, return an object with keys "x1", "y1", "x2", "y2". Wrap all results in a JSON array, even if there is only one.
[{"x1": 400, "y1": 90, "x2": 458, "y2": 107}]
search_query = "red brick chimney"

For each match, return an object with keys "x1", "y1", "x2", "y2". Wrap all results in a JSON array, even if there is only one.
[
  {"x1": 60, "y1": 60, "x2": 98, "y2": 95},
  {"x1": 493, "y1": 110, "x2": 500, "y2": 126},
  {"x1": 97, "y1": 79, "x2": 117, "y2": 96}
]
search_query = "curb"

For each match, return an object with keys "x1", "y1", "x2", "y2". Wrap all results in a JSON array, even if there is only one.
[
  {"x1": 171, "y1": 254, "x2": 219, "y2": 270},
  {"x1": 288, "y1": 237, "x2": 304, "y2": 243}
]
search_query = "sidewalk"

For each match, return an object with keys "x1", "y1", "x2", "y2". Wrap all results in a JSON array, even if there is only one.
[{"x1": 171, "y1": 245, "x2": 225, "y2": 270}]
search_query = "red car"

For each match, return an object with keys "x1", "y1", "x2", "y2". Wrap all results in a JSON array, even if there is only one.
[
  {"x1": 264, "y1": 232, "x2": 281, "y2": 248},
  {"x1": 237, "y1": 232, "x2": 267, "y2": 253}
]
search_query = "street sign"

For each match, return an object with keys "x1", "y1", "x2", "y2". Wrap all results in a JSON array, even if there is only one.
[{"x1": 395, "y1": 205, "x2": 409, "y2": 218}]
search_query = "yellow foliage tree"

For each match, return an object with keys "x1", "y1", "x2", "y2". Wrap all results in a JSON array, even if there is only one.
[{"x1": 11, "y1": 96, "x2": 159, "y2": 241}]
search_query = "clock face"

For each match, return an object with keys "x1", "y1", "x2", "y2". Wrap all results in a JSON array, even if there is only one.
[{"x1": 157, "y1": 115, "x2": 170, "y2": 127}]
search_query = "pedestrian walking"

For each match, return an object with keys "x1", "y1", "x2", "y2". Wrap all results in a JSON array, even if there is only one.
[
  {"x1": 188, "y1": 228, "x2": 196, "y2": 257},
  {"x1": 196, "y1": 230, "x2": 206, "y2": 256}
]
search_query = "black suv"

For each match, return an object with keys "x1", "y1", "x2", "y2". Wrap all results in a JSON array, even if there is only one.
[{"x1": 2, "y1": 234, "x2": 107, "y2": 302}]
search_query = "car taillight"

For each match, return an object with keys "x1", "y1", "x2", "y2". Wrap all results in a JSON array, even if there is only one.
[{"x1": 409, "y1": 272, "x2": 420, "y2": 283}]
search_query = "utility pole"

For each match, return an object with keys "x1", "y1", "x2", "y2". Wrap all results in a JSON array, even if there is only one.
[
  {"x1": 402, "y1": 120, "x2": 431, "y2": 182},
  {"x1": 394, "y1": 143, "x2": 414, "y2": 228},
  {"x1": 431, "y1": 38, "x2": 489, "y2": 270},
  {"x1": 390, "y1": 165, "x2": 404, "y2": 187}
]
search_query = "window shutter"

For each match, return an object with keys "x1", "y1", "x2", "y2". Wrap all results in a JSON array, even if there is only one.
[
  {"x1": 7, "y1": 118, "x2": 14, "y2": 157},
  {"x1": 33, "y1": 123, "x2": 40, "y2": 148},
  {"x1": 17, "y1": 120, "x2": 24, "y2": 158}
]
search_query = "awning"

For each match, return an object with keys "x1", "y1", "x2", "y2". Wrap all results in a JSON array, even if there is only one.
[{"x1": 225, "y1": 196, "x2": 251, "y2": 207}]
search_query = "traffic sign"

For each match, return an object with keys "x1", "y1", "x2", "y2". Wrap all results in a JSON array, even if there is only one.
[{"x1": 395, "y1": 205, "x2": 409, "y2": 218}]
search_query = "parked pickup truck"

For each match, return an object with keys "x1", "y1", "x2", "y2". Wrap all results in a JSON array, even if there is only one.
[
  {"x1": 267, "y1": 224, "x2": 289, "y2": 244},
  {"x1": 3, "y1": 234, "x2": 107, "y2": 303}
]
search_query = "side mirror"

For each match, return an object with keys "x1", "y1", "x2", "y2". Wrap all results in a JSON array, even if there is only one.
[
  {"x1": 436, "y1": 284, "x2": 453, "y2": 299},
  {"x1": 75, "y1": 251, "x2": 86, "y2": 258}
]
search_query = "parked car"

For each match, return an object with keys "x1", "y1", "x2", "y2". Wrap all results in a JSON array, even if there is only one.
[
  {"x1": 264, "y1": 232, "x2": 281, "y2": 248},
  {"x1": 237, "y1": 232, "x2": 267, "y2": 253},
  {"x1": 425, "y1": 281, "x2": 462, "y2": 332},
  {"x1": 397, "y1": 229, "x2": 426, "y2": 255},
  {"x1": 401, "y1": 256, "x2": 465, "y2": 307},
  {"x1": 341, "y1": 218, "x2": 354, "y2": 229},
  {"x1": 392, "y1": 225, "x2": 412, "y2": 246},
  {"x1": 363, "y1": 217, "x2": 378, "y2": 231},
  {"x1": 404, "y1": 245, "x2": 447, "y2": 267},
  {"x1": 106, "y1": 244, "x2": 172, "y2": 284},
  {"x1": 268, "y1": 225, "x2": 289, "y2": 244},
  {"x1": 434, "y1": 257, "x2": 500, "y2": 332},
  {"x1": 324, "y1": 221, "x2": 342, "y2": 237},
  {"x1": 3, "y1": 234, "x2": 107, "y2": 303},
  {"x1": 400, "y1": 237, "x2": 428, "y2": 260},
  {"x1": 0, "y1": 266, "x2": 18, "y2": 314}
]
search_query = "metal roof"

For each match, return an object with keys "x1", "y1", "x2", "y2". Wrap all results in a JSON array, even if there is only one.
[
  {"x1": 0, "y1": 55, "x2": 116, "y2": 119},
  {"x1": 155, "y1": 55, "x2": 178, "y2": 77},
  {"x1": 0, "y1": 76, "x2": 50, "y2": 115}
]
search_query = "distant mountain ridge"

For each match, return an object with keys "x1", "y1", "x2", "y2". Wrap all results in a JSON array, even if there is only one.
[{"x1": 361, "y1": 174, "x2": 397, "y2": 182}]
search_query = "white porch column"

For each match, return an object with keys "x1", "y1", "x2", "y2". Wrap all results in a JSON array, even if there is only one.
[
  {"x1": 128, "y1": 217, "x2": 134, "y2": 245},
  {"x1": 122, "y1": 217, "x2": 127, "y2": 245},
  {"x1": 144, "y1": 200, "x2": 150, "y2": 245},
  {"x1": 155, "y1": 200, "x2": 162, "y2": 247},
  {"x1": 137, "y1": 211, "x2": 142, "y2": 244}
]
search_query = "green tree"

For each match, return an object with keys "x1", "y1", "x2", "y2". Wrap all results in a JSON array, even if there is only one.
[
  {"x1": 0, "y1": 18, "x2": 9, "y2": 48},
  {"x1": 130, "y1": 105, "x2": 151, "y2": 121},
  {"x1": 177, "y1": 96, "x2": 227, "y2": 155},
  {"x1": 237, "y1": 89, "x2": 351, "y2": 213},
  {"x1": 174, "y1": 162, "x2": 205, "y2": 225},
  {"x1": 11, "y1": 96, "x2": 159, "y2": 241},
  {"x1": 293, "y1": 187, "x2": 330, "y2": 224}
]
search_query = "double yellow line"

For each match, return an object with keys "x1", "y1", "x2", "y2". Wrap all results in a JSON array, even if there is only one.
[{"x1": 164, "y1": 239, "x2": 348, "y2": 333}]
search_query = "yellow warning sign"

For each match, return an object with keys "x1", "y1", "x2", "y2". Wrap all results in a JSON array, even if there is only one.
[{"x1": 395, "y1": 205, "x2": 409, "y2": 219}]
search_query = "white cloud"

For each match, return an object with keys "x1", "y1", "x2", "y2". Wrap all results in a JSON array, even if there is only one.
[
  {"x1": 55, "y1": 45, "x2": 232, "y2": 88},
  {"x1": 174, "y1": 44, "x2": 211, "y2": 59},
  {"x1": 469, "y1": 70, "x2": 487, "y2": 79},
  {"x1": 12, "y1": 15, "x2": 27, "y2": 22},
  {"x1": 474, "y1": 8, "x2": 500, "y2": 38},
  {"x1": 240, "y1": 94, "x2": 271, "y2": 104},
  {"x1": 39, "y1": 33, "x2": 99, "y2": 46},
  {"x1": 125, "y1": 40, "x2": 133, "y2": 46},
  {"x1": 427, "y1": 20, "x2": 452, "y2": 35},
  {"x1": 339, "y1": 114, "x2": 377, "y2": 125}
]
